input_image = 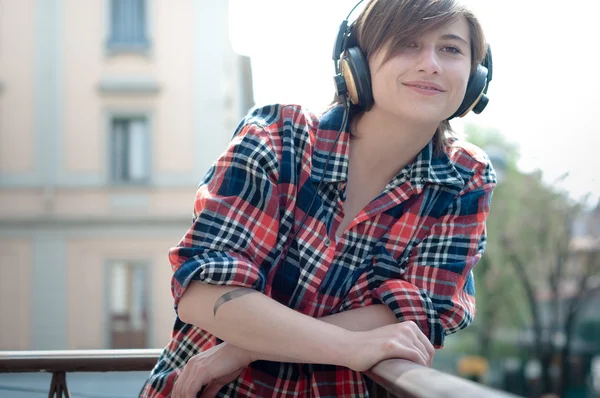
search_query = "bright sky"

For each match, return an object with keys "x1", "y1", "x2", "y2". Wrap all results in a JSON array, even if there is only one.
[{"x1": 229, "y1": 0, "x2": 600, "y2": 204}]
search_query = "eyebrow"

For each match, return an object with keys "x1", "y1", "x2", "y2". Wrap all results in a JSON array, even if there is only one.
[{"x1": 440, "y1": 34, "x2": 469, "y2": 46}]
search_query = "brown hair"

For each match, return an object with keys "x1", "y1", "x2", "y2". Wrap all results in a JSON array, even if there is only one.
[{"x1": 333, "y1": 0, "x2": 488, "y2": 154}]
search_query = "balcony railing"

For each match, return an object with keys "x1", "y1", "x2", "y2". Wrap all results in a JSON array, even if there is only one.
[{"x1": 0, "y1": 349, "x2": 520, "y2": 397}]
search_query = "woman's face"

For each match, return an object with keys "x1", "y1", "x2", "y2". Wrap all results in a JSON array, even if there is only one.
[{"x1": 368, "y1": 15, "x2": 472, "y2": 124}]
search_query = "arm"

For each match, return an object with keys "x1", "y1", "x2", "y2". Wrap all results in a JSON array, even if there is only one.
[
  {"x1": 319, "y1": 304, "x2": 397, "y2": 331},
  {"x1": 179, "y1": 283, "x2": 432, "y2": 368},
  {"x1": 179, "y1": 283, "x2": 353, "y2": 367},
  {"x1": 250, "y1": 305, "x2": 399, "y2": 363},
  {"x1": 172, "y1": 301, "x2": 433, "y2": 398}
]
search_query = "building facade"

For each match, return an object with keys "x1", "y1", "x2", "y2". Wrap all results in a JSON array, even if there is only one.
[{"x1": 0, "y1": 0, "x2": 253, "y2": 350}]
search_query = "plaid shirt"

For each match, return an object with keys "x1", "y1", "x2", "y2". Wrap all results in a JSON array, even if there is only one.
[{"x1": 142, "y1": 104, "x2": 496, "y2": 397}]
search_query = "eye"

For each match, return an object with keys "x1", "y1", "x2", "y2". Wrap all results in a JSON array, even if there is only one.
[{"x1": 442, "y1": 46, "x2": 463, "y2": 54}]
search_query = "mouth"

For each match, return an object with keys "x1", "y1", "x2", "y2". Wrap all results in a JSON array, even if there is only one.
[
  {"x1": 402, "y1": 82, "x2": 445, "y2": 92},
  {"x1": 404, "y1": 85, "x2": 442, "y2": 92},
  {"x1": 402, "y1": 82, "x2": 446, "y2": 96}
]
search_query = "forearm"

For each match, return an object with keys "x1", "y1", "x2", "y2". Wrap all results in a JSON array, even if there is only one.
[
  {"x1": 320, "y1": 305, "x2": 397, "y2": 331},
  {"x1": 178, "y1": 282, "x2": 352, "y2": 367},
  {"x1": 245, "y1": 304, "x2": 398, "y2": 363}
]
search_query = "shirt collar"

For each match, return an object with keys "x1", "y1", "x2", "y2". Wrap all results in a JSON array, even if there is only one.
[
  {"x1": 406, "y1": 139, "x2": 465, "y2": 191},
  {"x1": 311, "y1": 105, "x2": 350, "y2": 184},
  {"x1": 311, "y1": 105, "x2": 464, "y2": 190}
]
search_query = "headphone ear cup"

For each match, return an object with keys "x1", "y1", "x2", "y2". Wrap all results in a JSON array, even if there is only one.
[
  {"x1": 341, "y1": 47, "x2": 374, "y2": 111},
  {"x1": 450, "y1": 64, "x2": 488, "y2": 119}
]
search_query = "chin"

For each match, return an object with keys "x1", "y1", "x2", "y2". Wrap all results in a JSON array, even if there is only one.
[{"x1": 398, "y1": 107, "x2": 447, "y2": 125}]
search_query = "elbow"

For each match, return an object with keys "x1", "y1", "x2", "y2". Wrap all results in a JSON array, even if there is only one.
[
  {"x1": 177, "y1": 289, "x2": 194, "y2": 324},
  {"x1": 177, "y1": 282, "x2": 204, "y2": 325},
  {"x1": 176, "y1": 282, "x2": 226, "y2": 330}
]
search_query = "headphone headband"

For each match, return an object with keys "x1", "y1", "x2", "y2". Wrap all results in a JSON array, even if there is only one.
[{"x1": 332, "y1": 1, "x2": 364, "y2": 70}]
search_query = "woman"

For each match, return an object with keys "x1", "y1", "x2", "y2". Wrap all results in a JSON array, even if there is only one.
[{"x1": 142, "y1": 0, "x2": 496, "y2": 396}]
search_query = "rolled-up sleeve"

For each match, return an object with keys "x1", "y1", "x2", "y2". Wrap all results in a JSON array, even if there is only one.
[
  {"x1": 169, "y1": 121, "x2": 280, "y2": 309},
  {"x1": 373, "y1": 162, "x2": 496, "y2": 348}
]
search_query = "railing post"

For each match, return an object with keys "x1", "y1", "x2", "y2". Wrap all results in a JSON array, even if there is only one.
[{"x1": 48, "y1": 371, "x2": 71, "y2": 398}]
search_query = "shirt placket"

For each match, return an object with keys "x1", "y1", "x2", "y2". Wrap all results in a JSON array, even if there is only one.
[
  {"x1": 324, "y1": 181, "x2": 346, "y2": 248},
  {"x1": 336, "y1": 176, "x2": 414, "y2": 246}
]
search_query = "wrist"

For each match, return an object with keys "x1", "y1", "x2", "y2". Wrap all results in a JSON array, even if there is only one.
[
  {"x1": 230, "y1": 344, "x2": 254, "y2": 364},
  {"x1": 246, "y1": 347, "x2": 260, "y2": 363},
  {"x1": 336, "y1": 329, "x2": 360, "y2": 369}
]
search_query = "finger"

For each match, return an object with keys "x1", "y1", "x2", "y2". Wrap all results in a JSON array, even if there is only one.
[
  {"x1": 410, "y1": 339, "x2": 430, "y2": 367},
  {"x1": 382, "y1": 337, "x2": 427, "y2": 368},
  {"x1": 200, "y1": 382, "x2": 223, "y2": 398},
  {"x1": 172, "y1": 367, "x2": 188, "y2": 398},
  {"x1": 406, "y1": 322, "x2": 434, "y2": 366},
  {"x1": 412, "y1": 346, "x2": 429, "y2": 367},
  {"x1": 413, "y1": 331, "x2": 435, "y2": 366},
  {"x1": 181, "y1": 364, "x2": 207, "y2": 398},
  {"x1": 400, "y1": 325, "x2": 428, "y2": 366},
  {"x1": 409, "y1": 332, "x2": 433, "y2": 367},
  {"x1": 202, "y1": 367, "x2": 245, "y2": 397},
  {"x1": 201, "y1": 369, "x2": 243, "y2": 398},
  {"x1": 396, "y1": 345, "x2": 428, "y2": 367}
]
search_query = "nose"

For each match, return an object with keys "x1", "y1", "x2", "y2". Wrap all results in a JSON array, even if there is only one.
[{"x1": 415, "y1": 47, "x2": 441, "y2": 74}]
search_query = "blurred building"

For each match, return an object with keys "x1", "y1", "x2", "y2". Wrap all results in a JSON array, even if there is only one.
[{"x1": 0, "y1": 0, "x2": 254, "y2": 350}]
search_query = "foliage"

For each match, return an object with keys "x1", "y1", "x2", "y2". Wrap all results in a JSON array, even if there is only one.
[{"x1": 463, "y1": 122, "x2": 600, "y2": 396}]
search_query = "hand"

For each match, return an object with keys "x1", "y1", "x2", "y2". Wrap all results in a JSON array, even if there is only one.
[
  {"x1": 346, "y1": 321, "x2": 435, "y2": 371},
  {"x1": 172, "y1": 342, "x2": 252, "y2": 398}
]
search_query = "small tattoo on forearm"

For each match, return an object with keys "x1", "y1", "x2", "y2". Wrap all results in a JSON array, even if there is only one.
[{"x1": 214, "y1": 288, "x2": 257, "y2": 317}]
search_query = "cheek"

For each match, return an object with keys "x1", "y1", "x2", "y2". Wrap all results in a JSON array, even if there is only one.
[
  {"x1": 456, "y1": 66, "x2": 472, "y2": 94},
  {"x1": 450, "y1": 71, "x2": 470, "y2": 103},
  {"x1": 371, "y1": 71, "x2": 394, "y2": 101},
  {"x1": 458, "y1": 78, "x2": 470, "y2": 98}
]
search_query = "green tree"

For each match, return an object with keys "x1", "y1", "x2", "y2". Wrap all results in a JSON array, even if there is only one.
[
  {"x1": 466, "y1": 123, "x2": 600, "y2": 396},
  {"x1": 464, "y1": 124, "x2": 528, "y2": 360}
]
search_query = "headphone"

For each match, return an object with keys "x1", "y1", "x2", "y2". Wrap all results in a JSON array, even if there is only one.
[{"x1": 332, "y1": 0, "x2": 493, "y2": 120}]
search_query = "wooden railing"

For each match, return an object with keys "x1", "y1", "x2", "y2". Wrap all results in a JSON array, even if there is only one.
[
  {"x1": 365, "y1": 358, "x2": 519, "y2": 397},
  {"x1": 0, "y1": 349, "x2": 159, "y2": 397},
  {"x1": 0, "y1": 349, "x2": 521, "y2": 397}
]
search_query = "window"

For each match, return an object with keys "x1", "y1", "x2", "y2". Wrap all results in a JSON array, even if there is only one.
[
  {"x1": 108, "y1": 0, "x2": 149, "y2": 51},
  {"x1": 107, "y1": 261, "x2": 149, "y2": 349},
  {"x1": 110, "y1": 116, "x2": 150, "y2": 184}
]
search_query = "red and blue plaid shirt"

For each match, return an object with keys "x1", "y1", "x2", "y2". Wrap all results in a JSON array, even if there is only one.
[{"x1": 141, "y1": 104, "x2": 496, "y2": 397}]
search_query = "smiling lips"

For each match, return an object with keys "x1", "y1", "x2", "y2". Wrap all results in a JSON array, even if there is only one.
[{"x1": 402, "y1": 81, "x2": 446, "y2": 96}]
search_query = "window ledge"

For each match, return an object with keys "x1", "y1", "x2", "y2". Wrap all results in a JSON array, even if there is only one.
[
  {"x1": 99, "y1": 77, "x2": 159, "y2": 94},
  {"x1": 105, "y1": 40, "x2": 152, "y2": 56},
  {"x1": 108, "y1": 180, "x2": 152, "y2": 187}
]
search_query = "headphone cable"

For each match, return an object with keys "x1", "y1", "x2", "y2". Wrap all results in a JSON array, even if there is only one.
[{"x1": 275, "y1": 99, "x2": 351, "y2": 303}]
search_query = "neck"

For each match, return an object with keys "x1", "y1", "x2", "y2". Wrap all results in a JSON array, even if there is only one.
[{"x1": 349, "y1": 107, "x2": 439, "y2": 181}]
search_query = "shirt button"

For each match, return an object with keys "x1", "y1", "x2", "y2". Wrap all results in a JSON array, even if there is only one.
[
  {"x1": 324, "y1": 238, "x2": 331, "y2": 247},
  {"x1": 338, "y1": 182, "x2": 344, "y2": 190}
]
